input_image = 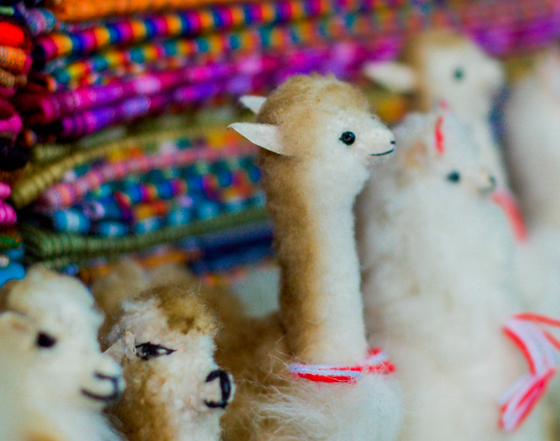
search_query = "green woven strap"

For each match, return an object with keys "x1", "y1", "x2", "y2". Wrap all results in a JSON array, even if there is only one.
[{"x1": 22, "y1": 207, "x2": 268, "y2": 263}]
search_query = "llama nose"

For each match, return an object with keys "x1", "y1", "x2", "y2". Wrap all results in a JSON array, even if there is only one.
[
  {"x1": 81, "y1": 372, "x2": 124, "y2": 403},
  {"x1": 204, "y1": 369, "x2": 233, "y2": 409}
]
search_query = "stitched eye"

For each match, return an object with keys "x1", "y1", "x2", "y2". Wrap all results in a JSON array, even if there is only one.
[
  {"x1": 36, "y1": 332, "x2": 57, "y2": 349},
  {"x1": 135, "y1": 343, "x2": 176, "y2": 360},
  {"x1": 340, "y1": 131, "x2": 356, "y2": 146},
  {"x1": 453, "y1": 68, "x2": 464, "y2": 81},
  {"x1": 446, "y1": 171, "x2": 461, "y2": 183}
]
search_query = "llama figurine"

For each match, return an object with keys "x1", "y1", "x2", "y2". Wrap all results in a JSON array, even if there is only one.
[
  {"x1": 355, "y1": 108, "x2": 551, "y2": 440},
  {"x1": 0, "y1": 266, "x2": 125, "y2": 441},
  {"x1": 105, "y1": 282, "x2": 235, "y2": 441},
  {"x1": 218, "y1": 74, "x2": 402, "y2": 441},
  {"x1": 363, "y1": 29, "x2": 507, "y2": 186},
  {"x1": 504, "y1": 46, "x2": 560, "y2": 262}
]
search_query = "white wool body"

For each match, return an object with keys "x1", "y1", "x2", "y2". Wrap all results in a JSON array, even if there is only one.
[
  {"x1": 356, "y1": 111, "x2": 548, "y2": 441},
  {"x1": 0, "y1": 267, "x2": 124, "y2": 441},
  {"x1": 504, "y1": 47, "x2": 560, "y2": 231},
  {"x1": 253, "y1": 371, "x2": 402, "y2": 441},
  {"x1": 504, "y1": 46, "x2": 560, "y2": 437}
]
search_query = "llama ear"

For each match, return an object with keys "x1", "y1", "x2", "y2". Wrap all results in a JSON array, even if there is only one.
[
  {"x1": 363, "y1": 61, "x2": 418, "y2": 93},
  {"x1": 0, "y1": 311, "x2": 32, "y2": 334},
  {"x1": 229, "y1": 123, "x2": 290, "y2": 156},
  {"x1": 105, "y1": 331, "x2": 136, "y2": 361},
  {"x1": 239, "y1": 95, "x2": 267, "y2": 114}
]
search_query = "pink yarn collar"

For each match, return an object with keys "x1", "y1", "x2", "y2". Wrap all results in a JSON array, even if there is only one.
[
  {"x1": 288, "y1": 348, "x2": 395, "y2": 384},
  {"x1": 492, "y1": 188, "x2": 528, "y2": 242},
  {"x1": 500, "y1": 313, "x2": 560, "y2": 432}
]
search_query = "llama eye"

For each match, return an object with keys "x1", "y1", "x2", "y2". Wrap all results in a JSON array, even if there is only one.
[
  {"x1": 453, "y1": 68, "x2": 464, "y2": 81},
  {"x1": 446, "y1": 171, "x2": 461, "y2": 183},
  {"x1": 340, "y1": 131, "x2": 356, "y2": 146},
  {"x1": 135, "y1": 343, "x2": 176, "y2": 360},
  {"x1": 36, "y1": 332, "x2": 57, "y2": 349}
]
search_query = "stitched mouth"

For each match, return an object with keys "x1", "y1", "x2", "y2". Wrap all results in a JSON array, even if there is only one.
[
  {"x1": 370, "y1": 148, "x2": 395, "y2": 157},
  {"x1": 81, "y1": 373, "x2": 121, "y2": 403}
]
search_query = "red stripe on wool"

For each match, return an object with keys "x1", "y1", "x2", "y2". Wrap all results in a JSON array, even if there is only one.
[
  {"x1": 504, "y1": 327, "x2": 536, "y2": 374},
  {"x1": 435, "y1": 116, "x2": 445, "y2": 154},
  {"x1": 492, "y1": 190, "x2": 528, "y2": 242}
]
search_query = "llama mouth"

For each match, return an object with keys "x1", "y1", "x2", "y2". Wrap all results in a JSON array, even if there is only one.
[
  {"x1": 81, "y1": 373, "x2": 122, "y2": 403},
  {"x1": 370, "y1": 148, "x2": 395, "y2": 157}
]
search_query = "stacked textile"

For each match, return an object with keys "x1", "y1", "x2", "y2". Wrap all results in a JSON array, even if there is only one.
[
  {"x1": 9, "y1": 0, "x2": 560, "y2": 279},
  {"x1": 0, "y1": 6, "x2": 34, "y2": 285}
]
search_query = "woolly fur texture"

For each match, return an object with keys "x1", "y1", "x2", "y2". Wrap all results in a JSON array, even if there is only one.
[
  {"x1": 223, "y1": 74, "x2": 402, "y2": 441},
  {"x1": 0, "y1": 266, "x2": 124, "y2": 441},
  {"x1": 356, "y1": 110, "x2": 548, "y2": 441}
]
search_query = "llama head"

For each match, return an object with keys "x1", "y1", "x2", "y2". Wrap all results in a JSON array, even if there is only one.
[
  {"x1": 0, "y1": 266, "x2": 124, "y2": 412},
  {"x1": 106, "y1": 284, "x2": 234, "y2": 438},
  {"x1": 364, "y1": 30, "x2": 504, "y2": 120},
  {"x1": 391, "y1": 108, "x2": 496, "y2": 197},
  {"x1": 230, "y1": 74, "x2": 396, "y2": 176}
]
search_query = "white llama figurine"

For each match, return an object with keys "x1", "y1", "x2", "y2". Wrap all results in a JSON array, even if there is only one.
[
  {"x1": 0, "y1": 266, "x2": 125, "y2": 441},
  {"x1": 504, "y1": 46, "x2": 560, "y2": 264},
  {"x1": 356, "y1": 109, "x2": 550, "y2": 441},
  {"x1": 363, "y1": 29, "x2": 507, "y2": 186},
  {"x1": 216, "y1": 74, "x2": 402, "y2": 441}
]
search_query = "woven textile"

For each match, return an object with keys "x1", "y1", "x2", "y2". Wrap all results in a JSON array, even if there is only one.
[
  {"x1": 0, "y1": 226, "x2": 21, "y2": 252},
  {"x1": 49, "y1": 0, "x2": 261, "y2": 22},
  {"x1": 34, "y1": 0, "x2": 351, "y2": 62},
  {"x1": 11, "y1": 123, "x2": 233, "y2": 208},
  {"x1": 0, "y1": 46, "x2": 31, "y2": 74},
  {"x1": 0, "y1": 16, "x2": 32, "y2": 52},
  {"x1": 36, "y1": 142, "x2": 257, "y2": 209},
  {"x1": 20, "y1": 5, "x2": 58, "y2": 36},
  {"x1": 20, "y1": 42, "x2": 377, "y2": 123},
  {"x1": 22, "y1": 207, "x2": 267, "y2": 261}
]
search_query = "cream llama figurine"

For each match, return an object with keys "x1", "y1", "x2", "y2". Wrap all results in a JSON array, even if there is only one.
[
  {"x1": 504, "y1": 46, "x2": 560, "y2": 263},
  {"x1": 105, "y1": 282, "x2": 235, "y2": 441},
  {"x1": 0, "y1": 266, "x2": 124, "y2": 441},
  {"x1": 219, "y1": 74, "x2": 402, "y2": 441},
  {"x1": 355, "y1": 109, "x2": 550, "y2": 440},
  {"x1": 363, "y1": 29, "x2": 507, "y2": 185}
]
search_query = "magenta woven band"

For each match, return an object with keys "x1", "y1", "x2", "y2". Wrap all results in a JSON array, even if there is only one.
[{"x1": 0, "y1": 99, "x2": 21, "y2": 139}]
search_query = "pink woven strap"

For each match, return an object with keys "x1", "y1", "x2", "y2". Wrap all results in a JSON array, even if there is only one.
[
  {"x1": 288, "y1": 348, "x2": 395, "y2": 384},
  {"x1": 500, "y1": 314, "x2": 560, "y2": 432},
  {"x1": 492, "y1": 188, "x2": 528, "y2": 242},
  {"x1": 0, "y1": 200, "x2": 16, "y2": 225}
]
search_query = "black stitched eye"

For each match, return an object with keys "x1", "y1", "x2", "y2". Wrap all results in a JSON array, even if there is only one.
[
  {"x1": 135, "y1": 343, "x2": 176, "y2": 360},
  {"x1": 340, "y1": 131, "x2": 356, "y2": 146},
  {"x1": 36, "y1": 332, "x2": 57, "y2": 349},
  {"x1": 453, "y1": 68, "x2": 464, "y2": 81},
  {"x1": 446, "y1": 171, "x2": 461, "y2": 183}
]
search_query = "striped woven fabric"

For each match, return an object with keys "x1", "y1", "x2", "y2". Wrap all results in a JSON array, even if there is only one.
[
  {"x1": 34, "y1": 0, "x2": 363, "y2": 62},
  {"x1": 22, "y1": 207, "x2": 268, "y2": 261}
]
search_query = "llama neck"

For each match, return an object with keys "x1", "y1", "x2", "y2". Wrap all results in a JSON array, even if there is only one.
[{"x1": 273, "y1": 161, "x2": 368, "y2": 366}]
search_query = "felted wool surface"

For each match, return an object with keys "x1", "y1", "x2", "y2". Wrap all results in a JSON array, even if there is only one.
[
  {"x1": 356, "y1": 110, "x2": 548, "y2": 440},
  {"x1": 0, "y1": 267, "x2": 124, "y2": 441},
  {"x1": 106, "y1": 283, "x2": 233, "y2": 441}
]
